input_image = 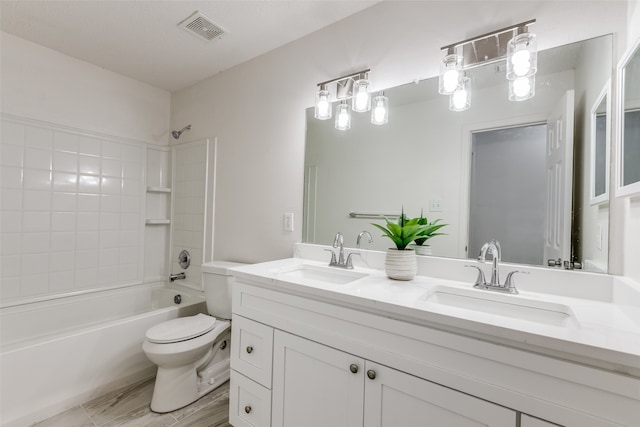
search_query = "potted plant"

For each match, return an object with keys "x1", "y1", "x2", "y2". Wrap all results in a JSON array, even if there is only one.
[
  {"x1": 371, "y1": 208, "x2": 430, "y2": 280},
  {"x1": 412, "y1": 212, "x2": 447, "y2": 256}
]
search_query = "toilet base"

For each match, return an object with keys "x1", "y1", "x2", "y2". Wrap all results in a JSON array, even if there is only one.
[{"x1": 150, "y1": 327, "x2": 231, "y2": 413}]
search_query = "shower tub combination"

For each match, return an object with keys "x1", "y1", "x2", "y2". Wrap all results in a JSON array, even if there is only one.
[{"x1": 0, "y1": 283, "x2": 206, "y2": 427}]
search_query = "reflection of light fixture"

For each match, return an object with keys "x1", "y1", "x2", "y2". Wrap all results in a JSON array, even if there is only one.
[
  {"x1": 450, "y1": 76, "x2": 471, "y2": 111},
  {"x1": 439, "y1": 19, "x2": 537, "y2": 110},
  {"x1": 314, "y1": 69, "x2": 388, "y2": 129},
  {"x1": 509, "y1": 75, "x2": 536, "y2": 101},
  {"x1": 371, "y1": 92, "x2": 389, "y2": 125},
  {"x1": 314, "y1": 84, "x2": 332, "y2": 120},
  {"x1": 335, "y1": 101, "x2": 352, "y2": 130}
]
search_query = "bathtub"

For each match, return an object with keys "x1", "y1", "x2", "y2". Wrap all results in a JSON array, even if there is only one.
[{"x1": 0, "y1": 282, "x2": 206, "y2": 427}]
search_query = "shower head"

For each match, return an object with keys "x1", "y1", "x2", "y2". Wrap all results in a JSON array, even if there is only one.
[{"x1": 172, "y1": 125, "x2": 191, "y2": 140}]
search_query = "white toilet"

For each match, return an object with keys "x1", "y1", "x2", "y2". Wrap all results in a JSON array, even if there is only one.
[{"x1": 142, "y1": 261, "x2": 244, "y2": 413}]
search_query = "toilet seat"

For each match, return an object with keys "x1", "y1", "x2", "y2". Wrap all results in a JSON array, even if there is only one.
[{"x1": 146, "y1": 313, "x2": 216, "y2": 344}]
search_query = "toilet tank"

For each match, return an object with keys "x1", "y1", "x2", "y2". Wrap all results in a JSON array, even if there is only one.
[{"x1": 201, "y1": 261, "x2": 246, "y2": 320}]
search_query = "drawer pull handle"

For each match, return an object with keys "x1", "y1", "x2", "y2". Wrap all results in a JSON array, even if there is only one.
[
  {"x1": 244, "y1": 405, "x2": 252, "y2": 414},
  {"x1": 246, "y1": 346, "x2": 253, "y2": 354},
  {"x1": 349, "y1": 364, "x2": 358, "y2": 374},
  {"x1": 367, "y1": 369, "x2": 376, "y2": 380}
]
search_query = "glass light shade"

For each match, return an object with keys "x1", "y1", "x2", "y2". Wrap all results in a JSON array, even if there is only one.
[
  {"x1": 449, "y1": 76, "x2": 471, "y2": 112},
  {"x1": 314, "y1": 87, "x2": 332, "y2": 120},
  {"x1": 506, "y1": 32, "x2": 537, "y2": 80},
  {"x1": 352, "y1": 79, "x2": 371, "y2": 112},
  {"x1": 439, "y1": 53, "x2": 463, "y2": 95},
  {"x1": 335, "y1": 102, "x2": 351, "y2": 130},
  {"x1": 508, "y1": 75, "x2": 536, "y2": 101},
  {"x1": 371, "y1": 94, "x2": 389, "y2": 125}
]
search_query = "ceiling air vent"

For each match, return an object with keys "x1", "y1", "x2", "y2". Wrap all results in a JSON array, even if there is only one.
[{"x1": 178, "y1": 11, "x2": 225, "y2": 42}]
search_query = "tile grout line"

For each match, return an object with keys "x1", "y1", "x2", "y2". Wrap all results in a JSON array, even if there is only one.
[{"x1": 79, "y1": 404, "x2": 99, "y2": 427}]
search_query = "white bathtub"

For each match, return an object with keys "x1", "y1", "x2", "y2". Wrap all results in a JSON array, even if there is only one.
[{"x1": 0, "y1": 283, "x2": 206, "y2": 427}]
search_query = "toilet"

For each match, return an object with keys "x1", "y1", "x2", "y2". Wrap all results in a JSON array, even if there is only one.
[{"x1": 142, "y1": 261, "x2": 245, "y2": 413}]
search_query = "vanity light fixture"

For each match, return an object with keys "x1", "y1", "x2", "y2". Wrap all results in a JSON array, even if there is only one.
[
  {"x1": 314, "y1": 69, "x2": 380, "y2": 128},
  {"x1": 335, "y1": 101, "x2": 352, "y2": 130},
  {"x1": 439, "y1": 19, "x2": 537, "y2": 109},
  {"x1": 371, "y1": 92, "x2": 389, "y2": 125}
]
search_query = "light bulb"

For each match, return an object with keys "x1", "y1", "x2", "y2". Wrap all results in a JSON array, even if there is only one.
[
  {"x1": 352, "y1": 78, "x2": 371, "y2": 112},
  {"x1": 371, "y1": 93, "x2": 389, "y2": 125},
  {"x1": 335, "y1": 102, "x2": 351, "y2": 130},
  {"x1": 452, "y1": 89, "x2": 468, "y2": 109},
  {"x1": 314, "y1": 87, "x2": 332, "y2": 120},
  {"x1": 355, "y1": 91, "x2": 369, "y2": 111},
  {"x1": 511, "y1": 49, "x2": 531, "y2": 77},
  {"x1": 443, "y1": 69, "x2": 460, "y2": 93},
  {"x1": 512, "y1": 77, "x2": 530, "y2": 97}
]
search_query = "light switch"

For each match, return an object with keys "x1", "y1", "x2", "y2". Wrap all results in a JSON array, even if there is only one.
[{"x1": 283, "y1": 212, "x2": 294, "y2": 232}]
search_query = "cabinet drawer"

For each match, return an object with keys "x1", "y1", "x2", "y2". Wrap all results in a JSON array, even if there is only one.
[
  {"x1": 230, "y1": 370, "x2": 272, "y2": 427},
  {"x1": 231, "y1": 315, "x2": 274, "y2": 388}
]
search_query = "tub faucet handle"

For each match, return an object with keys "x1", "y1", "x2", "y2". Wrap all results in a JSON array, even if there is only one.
[{"x1": 169, "y1": 272, "x2": 186, "y2": 282}]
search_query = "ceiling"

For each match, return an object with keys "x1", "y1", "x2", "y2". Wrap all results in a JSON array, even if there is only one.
[{"x1": 0, "y1": 0, "x2": 380, "y2": 92}]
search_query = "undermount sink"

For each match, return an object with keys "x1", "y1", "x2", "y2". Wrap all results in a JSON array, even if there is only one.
[
  {"x1": 276, "y1": 264, "x2": 368, "y2": 285},
  {"x1": 421, "y1": 286, "x2": 580, "y2": 328}
]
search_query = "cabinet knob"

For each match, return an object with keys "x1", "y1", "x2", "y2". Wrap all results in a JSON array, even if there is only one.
[
  {"x1": 349, "y1": 364, "x2": 359, "y2": 374},
  {"x1": 367, "y1": 369, "x2": 376, "y2": 380},
  {"x1": 246, "y1": 346, "x2": 253, "y2": 354},
  {"x1": 244, "y1": 405, "x2": 252, "y2": 414}
]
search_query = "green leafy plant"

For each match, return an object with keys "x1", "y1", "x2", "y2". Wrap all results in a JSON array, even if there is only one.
[
  {"x1": 371, "y1": 208, "x2": 432, "y2": 250},
  {"x1": 413, "y1": 211, "x2": 447, "y2": 246}
]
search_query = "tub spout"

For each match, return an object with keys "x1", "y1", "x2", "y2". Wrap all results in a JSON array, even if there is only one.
[{"x1": 169, "y1": 272, "x2": 186, "y2": 282}]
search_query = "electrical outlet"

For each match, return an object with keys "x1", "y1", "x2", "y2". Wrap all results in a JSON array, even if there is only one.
[
  {"x1": 429, "y1": 199, "x2": 443, "y2": 212},
  {"x1": 283, "y1": 212, "x2": 294, "y2": 232}
]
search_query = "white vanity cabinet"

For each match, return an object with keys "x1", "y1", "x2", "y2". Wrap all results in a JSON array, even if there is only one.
[
  {"x1": 230, "y1": 279, "x2": 638, "y2": 427},
  {"x1": 271, "y1": 330, "x2": 515, "y2": 427}
]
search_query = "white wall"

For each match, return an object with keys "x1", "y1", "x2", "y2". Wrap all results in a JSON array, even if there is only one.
[
  {"x1": 0, "y1": 32, "x2": 170, "y2": 145},
  {"x1": 171, "y1": 1, "x2": 628, "y2": 264}
]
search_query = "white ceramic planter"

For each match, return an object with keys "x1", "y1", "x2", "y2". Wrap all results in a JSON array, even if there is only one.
[{"x1": 384, "y1": 249, "x2": 417, "y2": 280}]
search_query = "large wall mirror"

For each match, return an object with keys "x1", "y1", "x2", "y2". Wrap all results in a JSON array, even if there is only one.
[
  {"x1": 617, "y1": 36, "x2": 640, "y2": 197},
  {"x1": 303, "y1": 34, "x2": 612, "y2": 273}
]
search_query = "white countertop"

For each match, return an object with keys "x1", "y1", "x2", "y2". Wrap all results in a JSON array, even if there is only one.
[{"x1": 231, "y1": 257, "x2": 640, "y2": 376}]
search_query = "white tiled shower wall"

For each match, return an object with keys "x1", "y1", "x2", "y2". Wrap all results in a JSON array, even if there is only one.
[{"x1": 0, "y1": 117, "x2": 145, "y2": 303}]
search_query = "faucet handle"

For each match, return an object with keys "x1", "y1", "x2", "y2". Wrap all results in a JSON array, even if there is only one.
[
  {"x1": 345, "y1": 252, "x2": 361, "y2": 269},
  {"x1": 503, "y1": 270, "x2": 529, "y2": 293},
  {"x1": 324, "y1": 248, "x2": 337, "y2": 266},
  {"x1": 465, "y1": 265, "x2": 486, "y2": 287}
]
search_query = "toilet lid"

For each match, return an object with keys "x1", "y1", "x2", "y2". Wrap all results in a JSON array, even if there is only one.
[{"x1": 146, "y1": 313, "x2": 216, "y2": 344}]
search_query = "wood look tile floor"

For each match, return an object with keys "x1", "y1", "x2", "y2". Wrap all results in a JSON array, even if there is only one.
[{"x1": 31, "y1": 378, "x2": 231, "y2": 427}]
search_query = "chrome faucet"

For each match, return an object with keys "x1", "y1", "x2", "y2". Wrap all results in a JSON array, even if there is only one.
[
  {"x1": 169, "y1": 272, "x2": 186, "y2": 282},
  {"x1": 466, "y1": 240, "x2": 528, "y2": 294},
  {"x1": 324, "y1": 232, "x2": 359, "y2": 269},
  {"x1": 478, "y1": 240, "x2": 501, "y2": 286},
  {"x1": 356, "y1": 231, "x2": 373, "y2": 248}
]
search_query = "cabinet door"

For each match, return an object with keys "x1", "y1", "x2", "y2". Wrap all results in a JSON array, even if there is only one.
[
  {"x1": 364, "y1": 363, "x2": 516, "y2": 427},
  {"x1": 272, "y1": 331, "x2": 365, "y2": 427}
]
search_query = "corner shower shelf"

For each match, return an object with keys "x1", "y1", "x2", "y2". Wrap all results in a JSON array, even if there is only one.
[
  {"x1": 145, "y1": 219, "x2": 171, "y2": 225},
  {"x1": 146, "y1": 186, "x2": 171, "y2": 193}
]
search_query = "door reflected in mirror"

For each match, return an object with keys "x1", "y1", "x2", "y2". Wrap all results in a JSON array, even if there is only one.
[
  {"x1": 619, "y1": 37, "x2": 640, "y2": 194},
  {"x1": 303, "y1": 35, "x2": 612, "y2": 273}
]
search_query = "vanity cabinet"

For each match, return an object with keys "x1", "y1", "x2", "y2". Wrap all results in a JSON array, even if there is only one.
[
  {"x1": 230, "y1": 280, "x2": 637, "y2": 427},
  {"x1": 271, "y1": 330, "x2": 515, "y2": 427}
]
